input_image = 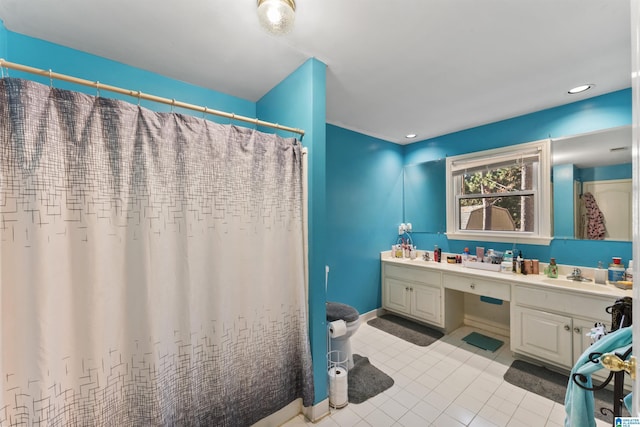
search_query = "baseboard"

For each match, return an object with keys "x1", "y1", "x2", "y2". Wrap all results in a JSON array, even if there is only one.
[
  {"x1": 302, "y1": 398, "x2": 330, "y2": 422},
  {"x1": 360, "y1": 308, "x2": 382, "y2": 322},
  {"x1": 463, "y1": 314, "x2": 510, "y2": 337},
  {"x1": 252, "y1": 399, "x2": 302, "y2": 427}
]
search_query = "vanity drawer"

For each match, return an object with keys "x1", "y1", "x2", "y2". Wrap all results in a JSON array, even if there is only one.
[
  {"x1": 384, "y1": 264, "x2": 441, "y2": 285},
  {"x1": 513, "y1": 285, "x2": 611, "y2": 320},
  {"x1": 443, "y1": 273, "x2": 511, "y2": 301}
]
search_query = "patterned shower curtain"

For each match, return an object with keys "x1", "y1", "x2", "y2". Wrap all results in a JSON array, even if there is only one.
[{"x1": 0, "y1": 78, "x2": 313, "y2": 426}]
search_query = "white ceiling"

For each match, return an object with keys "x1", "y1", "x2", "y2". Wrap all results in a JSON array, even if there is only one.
[{"x1": 0, "y1": 0, "x2": 632, "y2": 144}]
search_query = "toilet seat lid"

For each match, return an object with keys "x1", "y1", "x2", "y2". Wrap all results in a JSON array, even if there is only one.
[{"x1": 326, "y1": 302, "x2": 359, "y2": 322}]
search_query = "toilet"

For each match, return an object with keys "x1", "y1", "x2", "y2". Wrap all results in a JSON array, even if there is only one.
[{"x1": 326, "y1": 302, "x2": 361, "y2": 369}]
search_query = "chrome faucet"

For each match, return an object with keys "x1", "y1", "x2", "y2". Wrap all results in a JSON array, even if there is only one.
[{"x1": 567, "y1": 267, "x2": 592, "y2": 282}]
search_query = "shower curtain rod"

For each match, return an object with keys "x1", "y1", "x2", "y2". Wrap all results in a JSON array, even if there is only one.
[{"x1": 0, "y1": 59, "x2": 305, "y2": 137}]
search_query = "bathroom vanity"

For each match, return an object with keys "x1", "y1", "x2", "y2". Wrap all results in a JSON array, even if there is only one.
[{"x1": 380, "y1": 253, "x2": 631, "y2": 372}]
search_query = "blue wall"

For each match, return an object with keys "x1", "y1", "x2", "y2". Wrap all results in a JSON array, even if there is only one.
[
  {"x1": 553, "y1": 163, "x2": 577, "y2": 239},
  {"x1": 323, "y1": 90, "x2": 633, "y2": 322},
  {"x1": 326, "y1": 125, "x2": 403, "y2": 313},
  {"x1": 579, "y1": 163, "x2": 632, "y2": 182},
  {"x1": 405, "y1": 90, "x2": 631, "y2": 165},
  {"x1": 402, "y1": 89, "x2": 632, "y2": 267},
  {"x1": 0, "y1": 21, "x2": 6, "y2": 57},
  {"x1": 257, "y1": 58, "x2": 329, "y2": 404}
]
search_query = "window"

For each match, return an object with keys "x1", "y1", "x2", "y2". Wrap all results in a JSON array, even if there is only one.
[{"x1": 445, "y1": 140, "x2": 552, "y2": 244}]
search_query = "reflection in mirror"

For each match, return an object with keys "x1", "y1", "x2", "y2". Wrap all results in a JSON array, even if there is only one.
[
  {"x1": 552, "y1": 125, "x2": 632, "y2": 241},
  {"x1": 403, "y1": 159, "x2": 446, "y2": 233}
]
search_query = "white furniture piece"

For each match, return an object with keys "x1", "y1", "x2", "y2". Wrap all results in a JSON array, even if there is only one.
[
  {"x1": 380, "y1": 253, "x2": 630, "y2": 374},
  {"x1": 510, "y1": 283, "x2": 612, "y2": 369},
  {"x1": 382, "y1": 263, "x2": 443, "y2": 327}
]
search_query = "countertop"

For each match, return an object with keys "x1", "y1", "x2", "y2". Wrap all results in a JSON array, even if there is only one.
[{"x1": 381, "y1": 252, "x2": 632, "y2": 299}]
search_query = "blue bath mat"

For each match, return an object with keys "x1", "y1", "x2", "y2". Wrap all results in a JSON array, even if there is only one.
[{"x1": 462, "y1": 332, "x2": 504, "y2": 352}]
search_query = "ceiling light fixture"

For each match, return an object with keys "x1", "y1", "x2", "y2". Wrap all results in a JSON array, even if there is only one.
[
  {"x1": 405, "y1": 133, "x2": 417, "y2": 139},
  {"x1": 568, "y1": 84, "x2": 594, "y2": 94},
  {"x1": 257, "y1": 0, "x2": 296, "y2": 35}
]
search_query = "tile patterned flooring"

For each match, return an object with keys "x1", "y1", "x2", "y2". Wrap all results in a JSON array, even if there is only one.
[{"x1": 282, "y1": 321, "x2": 611, "y2": 427}]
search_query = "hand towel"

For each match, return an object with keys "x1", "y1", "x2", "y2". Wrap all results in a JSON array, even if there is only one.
[
  {"x1": 564, "y1": 326, "x2": 632, "y2": 427},
  {"x1": 624, "y1": 392, "x2": 632, "y2": 414}
]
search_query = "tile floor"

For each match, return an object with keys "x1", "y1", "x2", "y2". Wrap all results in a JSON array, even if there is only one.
[{"x1": 283, "y1": 320, "x2": 611, "y2": 427}]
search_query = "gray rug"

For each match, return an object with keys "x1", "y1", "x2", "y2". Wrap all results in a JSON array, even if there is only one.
[
  {"x1": 504, "y1": 360, "x2": 628, "y2": 423},
  {"x1": 367, "y1": 314, "x2": 443, "y2": 346},
  {"x1": 348, "y1": 354, "x2": 394, "y2": 404}
]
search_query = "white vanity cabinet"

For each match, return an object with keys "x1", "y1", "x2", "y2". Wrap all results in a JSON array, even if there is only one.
[
  {"x1": 380, "y1": 256, "x2": 630, "y2": 377},
  {"x1": 511, "y1": 284, "x2": 612, "y2": 369},
  {"x1": 382, "y1": 263, "x2": 443, "y2": 327}
]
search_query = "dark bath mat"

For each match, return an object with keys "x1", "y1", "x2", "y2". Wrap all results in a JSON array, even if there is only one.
[
  {"x1": 367, "y1": 314, "x2": 443, "y2": 346},
  {"x1": 348, "y1": 354, "x2": 394, "y2": 404},
  {"x1": 503, "y1": 359, "x2": 628, "y2": 423}
]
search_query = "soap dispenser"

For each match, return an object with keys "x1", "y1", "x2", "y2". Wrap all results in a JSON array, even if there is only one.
[{"x1": 545, "y1": 258, "x2": 558, "y2": 278}]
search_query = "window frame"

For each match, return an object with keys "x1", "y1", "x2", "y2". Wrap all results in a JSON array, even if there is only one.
[{"x1": 445, "y1": 139, "x2": 552, "y2": 245}]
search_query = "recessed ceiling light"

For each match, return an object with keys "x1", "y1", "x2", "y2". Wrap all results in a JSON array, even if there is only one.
[
  {"x1": 405, "y1": 133, "x2": 417, "y2": 139},
  {"x1": 568, "y1": 84, "x2": 594, "y2": 94}
]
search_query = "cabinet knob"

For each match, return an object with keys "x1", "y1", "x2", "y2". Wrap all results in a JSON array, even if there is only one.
[
  {"x1": 470, "y1": 283, "x2": 476, "y2": 289},
  {"x1": 574, "y1": 327, "x2": 581, "y2": 334},
  {"x1": 564, "y1": 325, "x2": 571, "y2": 331},
  {"x1": 405, "y1": 287, "x2": 410, "y2": 291}
]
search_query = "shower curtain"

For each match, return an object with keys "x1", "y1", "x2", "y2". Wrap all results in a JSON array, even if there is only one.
[{"x1": 0, "y1": 78, "x2": 313, "y2": 426}]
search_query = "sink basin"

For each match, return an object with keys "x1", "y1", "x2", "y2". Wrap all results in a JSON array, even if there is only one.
[
  {"x1": 539, "y1": 277, "x2": 605, "y2": 291},
  {"x1": 565, "y1": 275, "x2": 592, "y2": 282}
]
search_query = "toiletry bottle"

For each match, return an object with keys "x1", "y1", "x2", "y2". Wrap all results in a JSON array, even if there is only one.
[
  {"x1": 516, "y1": 251, "x2": 522, "y2": 274},
  {"x1": 625, "y1": 260, "x2": 633, "y2": 283},
  {"x1": 433, "y1": 245, "x2": 439, "y2": 262},
  {"x1": 437, "y1": 246, "x2": 442, "y2": 263},
  {"x1": 532, "y1": 259, "x2": 539, "y2": 275},
  {"x1": 548, "y1": 258, "x2": 558, "y2": 278},
  {"x1": 462, "y1": 247, "x2": 470, "y2": 262},
  {"x1": 608, "y1": 257, "x2": 625, "y2": 283}
]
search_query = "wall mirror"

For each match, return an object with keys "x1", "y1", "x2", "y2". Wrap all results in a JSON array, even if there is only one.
[
  {"x1": 404, "y1": 125, "x2": 632, "y2": 242},
  {"x1": 552, "y1": 125, "x2": 632, "y2": 241},
  {"x1": 403, "y1": 159, "x2": 446, "y2": 233}
]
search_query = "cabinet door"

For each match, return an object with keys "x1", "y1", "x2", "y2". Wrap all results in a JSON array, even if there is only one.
[
  {"x1": 383, "y1": 278, "x2": 411, "y2": 314},
  {"x1": 411, "y1": 283, "x2": 442, "y2": 325},
  {"x1": 571, "y1": 318, "x2": 628, "y2": 385},
  {"x1": 512, "y1": 306, "x2": 573, "y2": 368},
  {"x1": 572, "y1": 318, "x2": 610, "y2": 363}
]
